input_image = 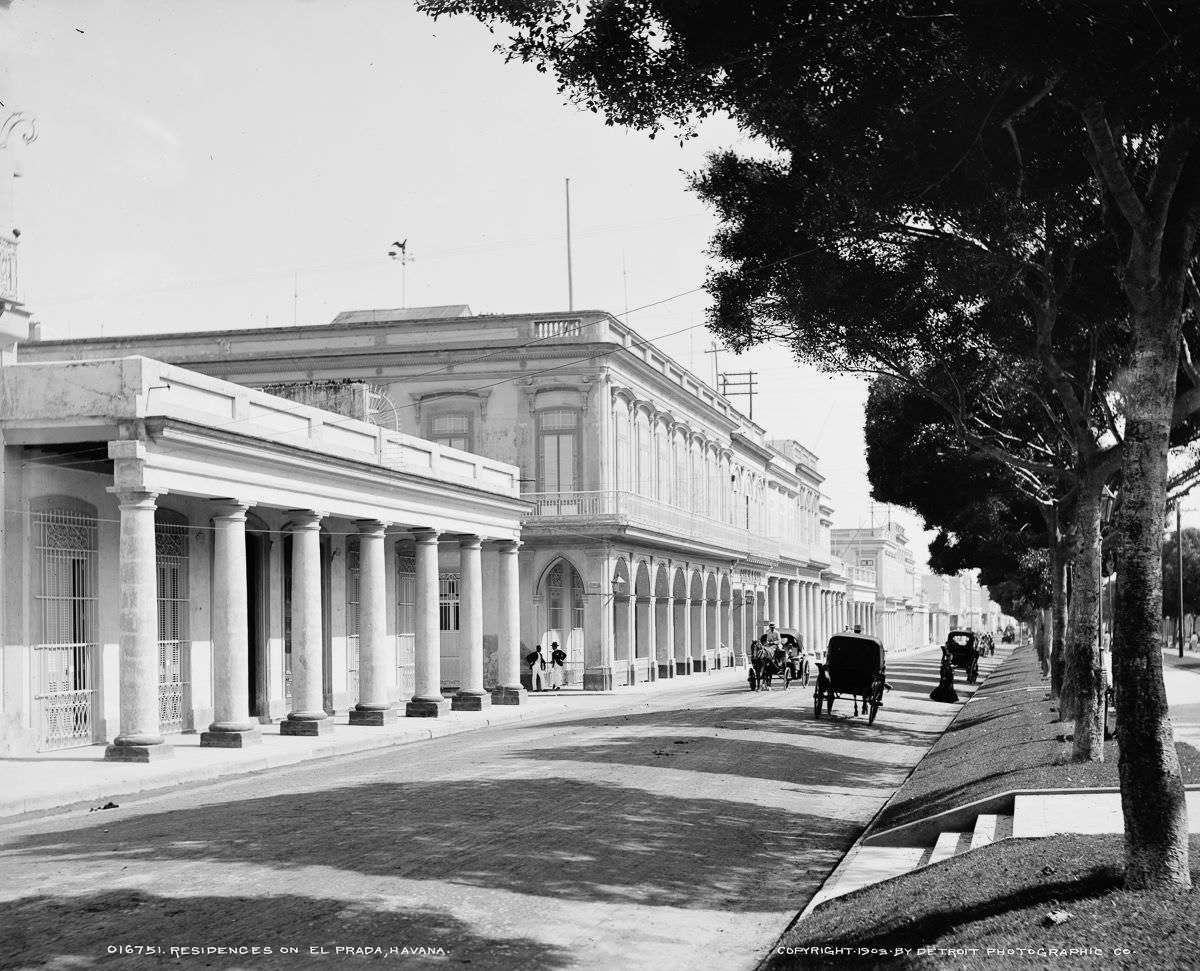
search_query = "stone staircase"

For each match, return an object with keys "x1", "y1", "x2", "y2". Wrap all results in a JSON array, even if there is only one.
[
  {"x1": 807, "y1": 809, "x2": 1014, "y2": 911},
  {"x1": 807, "y1": 787, "x2": 1200, "y2": 914}
]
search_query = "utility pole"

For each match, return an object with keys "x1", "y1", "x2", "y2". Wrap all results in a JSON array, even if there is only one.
[
  {"x1": 565, "y1": 178, "x2": 574, "y2": 312},
  {"x1": 719, "y1": 370, "x2": 758, "y2": 419},
  {"x1": 1179, "y1": 501, "x2": 1185, "y2": 658},
  {"x1": 702, "y1": 342, "x2": 722, "y2": 389}
]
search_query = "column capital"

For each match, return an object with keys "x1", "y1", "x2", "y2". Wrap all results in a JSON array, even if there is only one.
[
  {"x1": 288, "y1": 510, "x2": 323, "y2": 530},
  {"x1": 457, "y1": 533, "x2": 483, "y2": 550},
  {"x1": 411, "y1": 527, "x2": 442, "y2": 544},
  {"x1": 211, "y1": 499, "x2": 252, "y2": 521},
  {"x1": 491, "y1": 538, "x2": 522, "y2": 553},
  {"x1": 110, "y1": 488, "x2": 159, "y2": 510},
  {"x1": 355, "y1": 519, "x2": 388, "y2": 537}
]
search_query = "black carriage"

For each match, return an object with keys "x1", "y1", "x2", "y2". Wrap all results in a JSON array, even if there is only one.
[
  {"x1": 813, "y1": 633, "x2": 887, "y2": 724},
  {"x1": 944, "y1": 629, "x2": 981, "y2": 684},
  {"x1": 777, "y1": 629, "x2": 811, "y2": 688}
]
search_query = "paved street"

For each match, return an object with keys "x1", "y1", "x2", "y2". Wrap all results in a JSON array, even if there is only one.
[{"x1": 0, "y1": 648, "x2": 992, "y2": 971}]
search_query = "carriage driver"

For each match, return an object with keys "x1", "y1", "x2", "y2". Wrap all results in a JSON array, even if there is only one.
[{"x1": 764, "y1": 623, "x2": 782, "y2": 651}]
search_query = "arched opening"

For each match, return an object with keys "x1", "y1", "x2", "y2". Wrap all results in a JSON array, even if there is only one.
[{"x1": 540, "y1": 558, "x2": 585, "y2": 688}]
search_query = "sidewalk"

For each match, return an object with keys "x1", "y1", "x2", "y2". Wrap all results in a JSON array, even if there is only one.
[
  {"x1": 1, "y1": 668, "x2": 743, "y2": 820},
  {"x1": 1162, "y1": 644, "x2": 1200, "y2": 750}
]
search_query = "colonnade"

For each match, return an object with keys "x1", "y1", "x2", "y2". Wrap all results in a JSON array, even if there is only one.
[
  {"x1": 763, "y1": 577, "x2": 875, "y2": 651},
  {"x1": 104, "y1": 491, "x2": 524, "y2": 762}
]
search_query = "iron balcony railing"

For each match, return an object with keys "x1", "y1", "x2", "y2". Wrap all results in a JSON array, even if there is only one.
[{"x1": 524, "y1": 490, "x2": 827, "y2": 563}]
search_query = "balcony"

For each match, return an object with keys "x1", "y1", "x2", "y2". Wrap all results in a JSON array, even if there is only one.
[{"x1": 523, "y1": 490, "x2": 777, "y2": 558}]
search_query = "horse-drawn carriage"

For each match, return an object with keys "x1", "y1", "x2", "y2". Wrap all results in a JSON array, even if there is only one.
[
  {"x1": 813, "y1": 632, "x2": 888, "y2": 724},
  {"x1": 748, "y1": 628, "x2": 810, "y2": 690},
  {"x1": 944, "y1": 629, "x2": 982, "y2": 684}
]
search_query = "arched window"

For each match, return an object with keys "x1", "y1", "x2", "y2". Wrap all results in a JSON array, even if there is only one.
[{"x1": 547, "y1": 560, "x2": 585, "y2": 632}]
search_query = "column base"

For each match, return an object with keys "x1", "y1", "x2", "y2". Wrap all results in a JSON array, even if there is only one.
[
  {"x1": 490, "y1": 686, "x2": 527, "y2": 706},
  {"x1": 646, "y1": 663, "x2": 658, "y2": 682},
  {"x1": 451, "y1": 691, "x2": 492, "y2": 712},
  {"x1": 280, "y1": 715, "x2": 334, "y2": 736},
  {"x1": 349, "y1": 707, "x2": 398, "y2": 726},
  {"x1": 104, "y1": 741, "x2": 175, "y2": 763},
  {"x1": 676, "y1": 659, "x2": 694, "y2": 676},
  {"x1": 406, "y1": 698, "x2": 451, "y2": 718},
  {"x1": 584, "y1": 667, "x2": 614, "y2": 691},
  {"x1": 200, "y1": 726, "x2": 263, "y2": 748},
  {"x1": 657, "y1": 663, "x2": 676, "y2": 679}
]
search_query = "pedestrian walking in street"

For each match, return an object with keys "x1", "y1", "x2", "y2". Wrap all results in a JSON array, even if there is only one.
[
  {"x1": 527, "y1": 643, "x2": 547, "y2": 692},
  {"x1": 550, "y1": 641, "x2": 567, "y2": 690}
]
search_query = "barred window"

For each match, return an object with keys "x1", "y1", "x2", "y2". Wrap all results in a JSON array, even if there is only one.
[{"x1": 439, "y1": 572, "x2": 460, "y2": 632}]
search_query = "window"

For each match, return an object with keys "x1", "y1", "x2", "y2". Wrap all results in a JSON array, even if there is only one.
[
  {"x1": 33, "y1": 502, "x2": 98, "y2": 750},
  {"x1": 439, "y1": 572, "x2": 460, "y2": 632},
  {"x1": 430, "y1": 412, "x2": 471, "y2": 451},
  {"x1": 156, "y1": 511, "x2": 190, "y2": 734},
  {"x1": 396, "y1": 554, "x2": 416, "y2": 696},
  {"x1": 537, "y1": 409, "x2": 581, "y2": 492}
]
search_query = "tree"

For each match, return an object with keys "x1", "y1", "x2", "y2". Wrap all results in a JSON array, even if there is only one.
[{"x1": 420, "y1": 0, "x2": 1200, "y2": 889}]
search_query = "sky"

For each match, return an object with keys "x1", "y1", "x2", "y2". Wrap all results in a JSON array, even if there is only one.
[{"x1": 10, "y1": 0, "x2": 934, "y2": 563}]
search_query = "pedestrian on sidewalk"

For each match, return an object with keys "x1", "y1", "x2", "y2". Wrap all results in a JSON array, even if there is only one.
[
  {"x1": 527, "y1": 644, "x2": 547, "y2": 692},
  {"x1": 550, "y1": 642, "x2": 567, "y2": 690},
  {"x1": 930, "y1": 647, "x2": 959, "y2": 704}
]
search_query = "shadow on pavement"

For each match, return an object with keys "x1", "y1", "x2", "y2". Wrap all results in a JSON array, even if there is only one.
[
  {"x1": 4, "y1": 778, "x2": 854, "y2": 912},
  {"x1": 0, "y1": 890, "x2": 563, "y2": 971},
  {"x1": 518, "y1": 735, "x2": 916, "y2": 787},
  {"x1": 524, "y1": 705, "x2": 942, "y2": 747}
]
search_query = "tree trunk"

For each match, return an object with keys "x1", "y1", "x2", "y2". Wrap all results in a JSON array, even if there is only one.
[
  {"x1": 1069, "y1": 481, "x2": 1104, "y2": 761},
  {"x1": 1050, "y1": 545, "x2": 1068, "y2": 704},
  {"x1": 1114, "y1": 311, "x2": 1190, "y2": 889}
]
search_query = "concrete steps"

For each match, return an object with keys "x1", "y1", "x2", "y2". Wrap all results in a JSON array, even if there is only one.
[{"x1": 809, "y1": 811, "x2": 1014, "y2": 910}]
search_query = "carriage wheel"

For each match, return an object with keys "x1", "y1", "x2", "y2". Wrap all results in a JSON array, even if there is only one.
[
  {"x1": 813, "y1": 691, "x2": 823, "y2": 719},
  {"x1": 802, "y1": 663, "x2": 811, "y2": 688}
]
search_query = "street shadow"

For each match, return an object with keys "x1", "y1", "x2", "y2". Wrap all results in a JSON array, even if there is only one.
[
  {"x1": 524, "y1": 705, "x2": 940, "y2": 747},
  {"x1": 3, "y1": 777, "x2": 853, "y2": 912},
  {"x1": 519, "y1": 735, "x2": 912, "y2": 787},
  {"x1": 0, "y1": 890, "x2": 564, "y2": 971}
]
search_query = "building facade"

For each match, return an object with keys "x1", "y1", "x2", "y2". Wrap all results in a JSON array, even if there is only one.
[
  {"x1": 0, "y1": 356, "x2": 528, "y2": 757},
  {"x1": 24, "y1": 307, "x2": 876, "y2": 690}
]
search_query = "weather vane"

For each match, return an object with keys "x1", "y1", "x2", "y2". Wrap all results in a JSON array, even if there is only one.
[{"x1": 388, "y1": 239, "x2": 414, "y2": 309}]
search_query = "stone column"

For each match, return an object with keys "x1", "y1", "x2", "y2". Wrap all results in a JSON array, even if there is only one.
[
  {"x1": 202, "y1": 501, "x2": 261, "y2": 747},
  {"x1": 767, "y1": 577, "x2": 778, "y2": 626},
  {"x1": 491, "y1": 540, "x2": 526, "y2": 703},
  {"x1": 407, "y1": 528, "x2": 449, "y2": 716},
  {"x1": 452, "y1": 534, "x2": 489, "y2": 711},
  {"x1": 657, "y1": 596, "x2": 675, "y2": 679},
  {"x1": 106, "y1": 489, "x2": 174, "y2": 762},
  {"x1": 282, "y1": 511, "x2": 333, "y2": 735},
  {"x1": 350, "y1": 520, "x2": 396, "y2": 725},
  {"x1": 788, "y1": 580, "x2": 799, "y2": 632}
]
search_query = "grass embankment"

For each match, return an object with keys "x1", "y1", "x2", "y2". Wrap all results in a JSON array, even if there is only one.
[{"x1": 766, "y1": 646, "x2": 1200, "y2": 970}]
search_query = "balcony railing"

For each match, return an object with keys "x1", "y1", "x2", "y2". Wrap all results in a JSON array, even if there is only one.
[{"x1": 524, "y1": 490, "x2": 822, "y2": 560}]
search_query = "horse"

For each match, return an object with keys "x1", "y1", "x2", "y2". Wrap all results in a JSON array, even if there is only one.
[{"x1": 748, "y1": 642, "x2": 783, "y2": 691}]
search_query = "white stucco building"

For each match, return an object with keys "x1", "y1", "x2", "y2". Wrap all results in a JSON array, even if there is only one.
[
  {"x1": 23, "y1": 307, "x2": 874, "y2": 691},
  {"x1": 0, "y1": 355, "x2": 529, "y2": 757}
]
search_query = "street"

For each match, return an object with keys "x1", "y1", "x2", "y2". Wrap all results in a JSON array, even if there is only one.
[{"x1": 0, "y1": 648, "x2": 990, "y2": 971}]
